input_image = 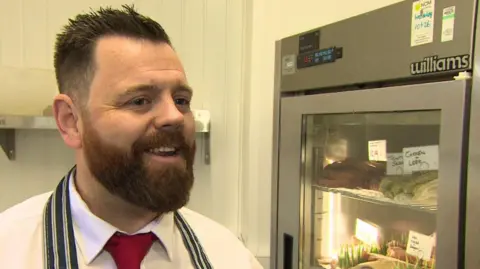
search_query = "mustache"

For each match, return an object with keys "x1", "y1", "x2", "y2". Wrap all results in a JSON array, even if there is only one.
[{"x1": 133, "y1": 127, "x2": 190, "y2": 153}]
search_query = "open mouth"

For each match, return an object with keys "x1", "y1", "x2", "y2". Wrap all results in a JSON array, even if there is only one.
[{"x1": 148, "y1": 146, "x2": 179, "y2": 157}]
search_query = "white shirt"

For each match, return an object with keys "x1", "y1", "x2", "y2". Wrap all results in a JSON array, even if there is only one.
[{"x1": 0, "y1": 177, "x2": 263, "y2": 269}]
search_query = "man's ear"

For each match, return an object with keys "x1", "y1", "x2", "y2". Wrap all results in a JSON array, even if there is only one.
[{"x1": 53, "y1": 94, "x2": 83, "y2": 149}]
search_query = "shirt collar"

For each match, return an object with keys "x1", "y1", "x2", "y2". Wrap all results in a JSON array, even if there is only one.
[{"x1": 68, "y1": 173, "x2": 175, "y2": 264}]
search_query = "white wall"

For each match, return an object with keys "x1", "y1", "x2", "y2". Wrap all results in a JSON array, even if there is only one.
[
  {"x1": 0, "y1": 0, "x2": 249, "y2": 240},
  {"x1": 243, "y1": 0, "x2": 404, "y2": 263}
]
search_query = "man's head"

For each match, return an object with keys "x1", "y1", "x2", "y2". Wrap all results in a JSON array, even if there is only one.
[{"x1": 53, "y1": 5, "x2": 196, "y2": 213}]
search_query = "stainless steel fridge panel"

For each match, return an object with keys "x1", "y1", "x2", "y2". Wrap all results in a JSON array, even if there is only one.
[
  {"x1": 270, "y1": 40, "x2": 283, "y2": 269},
  {"x1": 464, "y1": 1, "x2": 480, "y2": 269}
]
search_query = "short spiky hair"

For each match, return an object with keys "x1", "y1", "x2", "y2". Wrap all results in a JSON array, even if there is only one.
[{"x1": 54, "y1": 5, "x2": 171, "y2": 101}]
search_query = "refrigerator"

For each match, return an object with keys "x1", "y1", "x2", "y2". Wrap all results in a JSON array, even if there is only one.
[{"x1": 270, "y1": 0, "x2": 480, "y2": 269}]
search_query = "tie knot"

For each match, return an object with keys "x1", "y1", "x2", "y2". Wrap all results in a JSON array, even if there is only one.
[{"x1": 104, "y1": 232, "x2": 156, "y2": 269}]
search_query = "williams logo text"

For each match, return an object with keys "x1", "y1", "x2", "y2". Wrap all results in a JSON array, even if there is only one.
[{"x1": 410, "y1": 54, "x2": 470, "y2": 75}]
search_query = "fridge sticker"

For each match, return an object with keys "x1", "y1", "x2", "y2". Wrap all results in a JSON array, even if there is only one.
[
  {"x1": 411, "y1": 0, "x2": 435, "y2": 47},
  {"x1": 441, "y1": 6, "x2": 455, "y2": 42},
  {"x1": 406, "y1": 230, "x2": 434, "y2": 261},
  {"x1": 402, "y1": 145, "x2": 439, "y2": 174},
  {"x1": 368, "y1": 140, "x2": 387, "y2": 162},
  {"x1": 282, "y1": 54, "x2": 296, "y2": 75},
  {"x1": 386, "y1": 153, "x2": 404, "y2": 175}
]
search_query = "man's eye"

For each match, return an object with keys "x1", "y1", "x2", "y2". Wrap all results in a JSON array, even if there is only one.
[
  {"x1": 175, "y1": 98, "x2": 190, "y2": 106},
  {"x1": 129, "y1": 97, "x2": 151, "y2": 106}
]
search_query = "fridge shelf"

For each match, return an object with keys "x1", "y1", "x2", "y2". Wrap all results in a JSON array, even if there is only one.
[{"x1": 313, "y1": 185, "x2": 437, "y2": 213}]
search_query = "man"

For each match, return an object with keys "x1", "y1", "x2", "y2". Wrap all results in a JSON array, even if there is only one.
[{"x1": 0, "y1": 5, "x2": 263, "y2": 269}]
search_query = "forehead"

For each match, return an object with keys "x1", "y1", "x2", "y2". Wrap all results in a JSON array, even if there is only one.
[{"x1": 90, "y1": 36, "x2": 187, "y2": 98}]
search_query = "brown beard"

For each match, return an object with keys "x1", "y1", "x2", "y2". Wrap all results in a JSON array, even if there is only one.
[{"x1": 82, "y1": 121, "x2": 195, "y2": 213}]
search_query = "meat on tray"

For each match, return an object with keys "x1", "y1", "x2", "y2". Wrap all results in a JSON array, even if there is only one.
[{"x1": 317, "y1": 158, "x2": 386, "y2": 189}]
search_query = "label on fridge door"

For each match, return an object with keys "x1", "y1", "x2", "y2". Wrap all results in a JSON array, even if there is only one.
[
  {"x1": 406, "y1": 230, "x2": 434, "y2": 261},
  {"x1": 368, "y1": 140, "x2": 387, "y2": 162},
  {"x1": 403, "y1": 145, "x2": 439, "y2": 173},
  {"x1": 411, "y1": 0, "x2": 435, "y2": 47},
  {"x1": 386, "y1": 153, "x2": 404, "y2": 175},
  {"x1": 441, "y1": 6, "x2": 455, "y2": 42}
]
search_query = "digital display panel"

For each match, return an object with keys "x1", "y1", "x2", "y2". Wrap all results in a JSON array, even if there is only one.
[{"x1": 297, "y1": 47, "x2": 339, "y2": 69}]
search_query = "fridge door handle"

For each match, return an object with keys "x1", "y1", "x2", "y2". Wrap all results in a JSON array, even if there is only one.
[{"x1": 283, "y1": 233, "x2": 293, "y2": 269}]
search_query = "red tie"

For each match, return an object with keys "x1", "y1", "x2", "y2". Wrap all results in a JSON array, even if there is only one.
[{"x1": 104, "y1": 232, "x2": 156, "y2": 269}]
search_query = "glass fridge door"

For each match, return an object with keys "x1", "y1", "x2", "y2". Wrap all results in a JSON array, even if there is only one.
[
  {"x1": 275, "y1": 80, "x2": 468, "y2": 269},
  {"x1": 307, "y1": 111, "x2": 439, "y2": 269}
]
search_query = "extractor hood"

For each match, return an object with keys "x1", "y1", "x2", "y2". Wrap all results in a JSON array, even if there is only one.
[{"x1": 0, "y1": 109, "x2": 211, "y2": 163}]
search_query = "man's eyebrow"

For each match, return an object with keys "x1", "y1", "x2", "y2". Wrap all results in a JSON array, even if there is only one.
[
  {"x1": 172, "y1": 84, "x2": 193, "y2": 95},
  {"x1": 120, "y1": 84, "x2": 160, "y2": 97},
  {"x1": 118, "y1": 83, "x2": 193, "y2": 98}
]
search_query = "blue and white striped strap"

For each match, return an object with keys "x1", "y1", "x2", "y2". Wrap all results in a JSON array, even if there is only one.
[
  {"x1": 43, "y1": 168, "x2": 79, "y2": 269},
  {"x1": 174, "y1": 211, "x2": 213, "y2": 269}
]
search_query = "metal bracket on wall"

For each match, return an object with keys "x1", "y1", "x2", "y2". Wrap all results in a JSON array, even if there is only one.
[
  {"x1": 193, "y1": 110, "x2": 211, "y2": 165},
  {"x1": 202, "y1": 132, "x2": 210, "y2": 165},
  {"x1": 0, "y1": 115, "x2": 58, "y2": 161},
  {"x1": 0, "y1": 129, "x2": 15, "y2": 160}
]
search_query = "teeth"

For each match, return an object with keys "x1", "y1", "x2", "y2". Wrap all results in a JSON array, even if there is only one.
[{"x1": 149, "y1": 147, "x2": 176, "y2": 153}]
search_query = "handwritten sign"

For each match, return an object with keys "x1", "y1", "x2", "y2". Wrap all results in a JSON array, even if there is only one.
[
  {"x1": 403, "y1": 145, "x2": 438, "y2": 174},
  {"x1": 368, "y1": 140, "x2": 387, "y2": 162},
  {"x1": 411, "y1": 0, "x2": 435, "y2": 47},
  {"x1": 406, "y1": 230, "x2": 434, "y2": 261},
  {"x1": 387, "y1": 153, "x2": 404, "y2": 175}
]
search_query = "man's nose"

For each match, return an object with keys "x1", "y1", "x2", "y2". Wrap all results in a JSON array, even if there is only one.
[{"x1": 152, "y1": 97, "x2": 184, "y2": 129}]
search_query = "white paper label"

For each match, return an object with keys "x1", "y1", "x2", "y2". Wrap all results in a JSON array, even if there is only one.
[
  {"x1": 368, "y1": 140, "x2": 387, "y2": 161},
  {"x1": 411, "y1": 0, "x2": 435, "y2": 47},
  {"x1": 441, "y1": 6, "x2": 455, "y2": 42},
  {"x1": 327, "y1": 139, "x2": 348, "y2": 160},
  {"x1": 406, "y1": 230, "x2": 434, "y2": 261},
  {"x1": 387, "y1": 153, "x2": 404, "y2": 175},
  {"x1": 403, "y1": 145, "x2": 439, "y2": 174},
  {"x1": 355, "y1": 219, "x2": 379, "y2": 245}
]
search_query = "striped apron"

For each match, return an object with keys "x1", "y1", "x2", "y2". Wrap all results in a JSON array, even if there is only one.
[{"x1": 42, "y1": 167, "x2": 213, "y2": 269}]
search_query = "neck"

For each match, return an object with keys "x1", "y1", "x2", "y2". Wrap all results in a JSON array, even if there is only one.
[{"x1": 73, "y1": 162, "x2": 157, "y2": 234}]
